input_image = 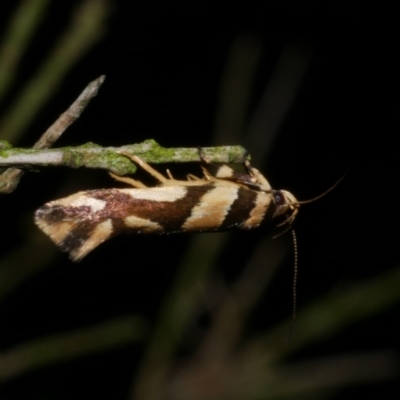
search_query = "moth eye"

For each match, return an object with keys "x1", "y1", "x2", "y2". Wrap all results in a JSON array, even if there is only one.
[{"x1": 274, "y1": 191, "x2": 285, "y2": 206}]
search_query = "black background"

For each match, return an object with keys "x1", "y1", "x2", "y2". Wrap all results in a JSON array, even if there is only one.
[{"x1": 1, "y1": 1, "x2": 398, "y2": 399}]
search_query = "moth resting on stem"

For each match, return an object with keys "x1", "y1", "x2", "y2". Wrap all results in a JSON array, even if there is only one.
[{"x1": 34, "y1": 150, "x2": 302, "y2": 261}]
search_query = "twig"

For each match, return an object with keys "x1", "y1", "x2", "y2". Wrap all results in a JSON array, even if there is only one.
[
  {"x1": 0, "y1": 72, "x2": 246, "y2": 194},
  {"x1": 0, "y1": 75, "x2": 106, "y2": 193},
  {"x1": 0, "y1": 141, "x2": 247, "y2": 187},
  {"x1": 34, "y1": 75, "x2": 106, "y2": 148}
]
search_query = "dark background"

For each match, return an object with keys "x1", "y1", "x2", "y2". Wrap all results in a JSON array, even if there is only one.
[{"x1": 1, "y1": 1, "x2": 398, "y2": 399}]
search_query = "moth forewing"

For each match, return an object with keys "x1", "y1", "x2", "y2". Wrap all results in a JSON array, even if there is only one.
[{"x1": 34, "y1": 154, "x2": 300, "y2": 261}]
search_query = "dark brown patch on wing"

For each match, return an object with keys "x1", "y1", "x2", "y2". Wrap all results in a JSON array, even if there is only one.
[
  {"x1": 59, "y1": 221, "x2": 95, "y2": 254},
  {"x1": 218, "y1": 187, "x2": 258, "y2": 229},
  {"x1": 89, "y1": 186, "x2": 214, "y2": 233},
  {"x1": 35, "y1": 204, "x2": 93, "y2": 224}
]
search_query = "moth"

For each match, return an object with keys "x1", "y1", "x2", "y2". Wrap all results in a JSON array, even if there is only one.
[{"x1": 34, "y1": 151, "x2": 301, "y2": 261}]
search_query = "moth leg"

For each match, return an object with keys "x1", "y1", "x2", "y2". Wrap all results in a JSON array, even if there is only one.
[
  {"x1": 164, "y1": 169, "x2": 175, "y2": 180},
  {"x1": 195, "y1": 147, "x2": 215, "y2": 180},
  {"x1": 247, "y1": 164, "x2": 272, "y2": 190},
  {"x1": 109, "y1": 172, "x2": 148, "y2": 188},
  {"x1": 118, "y1": 152, "x2": 169, "y2": 184},
  {"x1": 201, "y1": 166, "x2": 215, "y2": 180},
  {"x1": 197, "y1": 146, "x2": 211, "y2": 164},
  {"x1": 242, "y1": 151, "x2": 252, "y2": 175},
  {"x1": 197, "y1": 146, "x2": 237, "y2": 181},
  {"x1": 242, "y1": 155, "x2": 272, "y2": 191},
  {"x1": 198, "y1": 147, "x2": 271, "y2": 190},
  {"x1": 186, "y1": 173, "x2": 203, "y2": 181}
]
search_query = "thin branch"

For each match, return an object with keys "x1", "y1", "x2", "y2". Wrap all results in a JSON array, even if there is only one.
[
  {"x1": 34, "y1": 75, "x2": 106, "y2": 148},
  {"x1": 0, "y1": 75, "x2": 106, "y2": 193},
  {"x1": 0, "y1": 141, "x2": 247, "y2": 181},
  {"x1": 0, "y1": 71, "x2": 246, "y2": 194}
]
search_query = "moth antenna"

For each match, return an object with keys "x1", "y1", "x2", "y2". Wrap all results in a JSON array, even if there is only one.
[
  {"x1": 274, "y1": 171, "x2": 346, "y2": 238},
  {"x1": 296, "y1": 171, "x2": 347, "y2": 205},
  {"x1": 286, "y1": 229, "x2": 298, "y2": 342}
]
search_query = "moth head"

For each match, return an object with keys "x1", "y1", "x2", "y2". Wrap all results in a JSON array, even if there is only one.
[
  {"x1": 272, "y1": 189, "x2": 300, "y2": 227},
  {"x1": 271, "y1": 171, "x2": 346, "y2": 230}
]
